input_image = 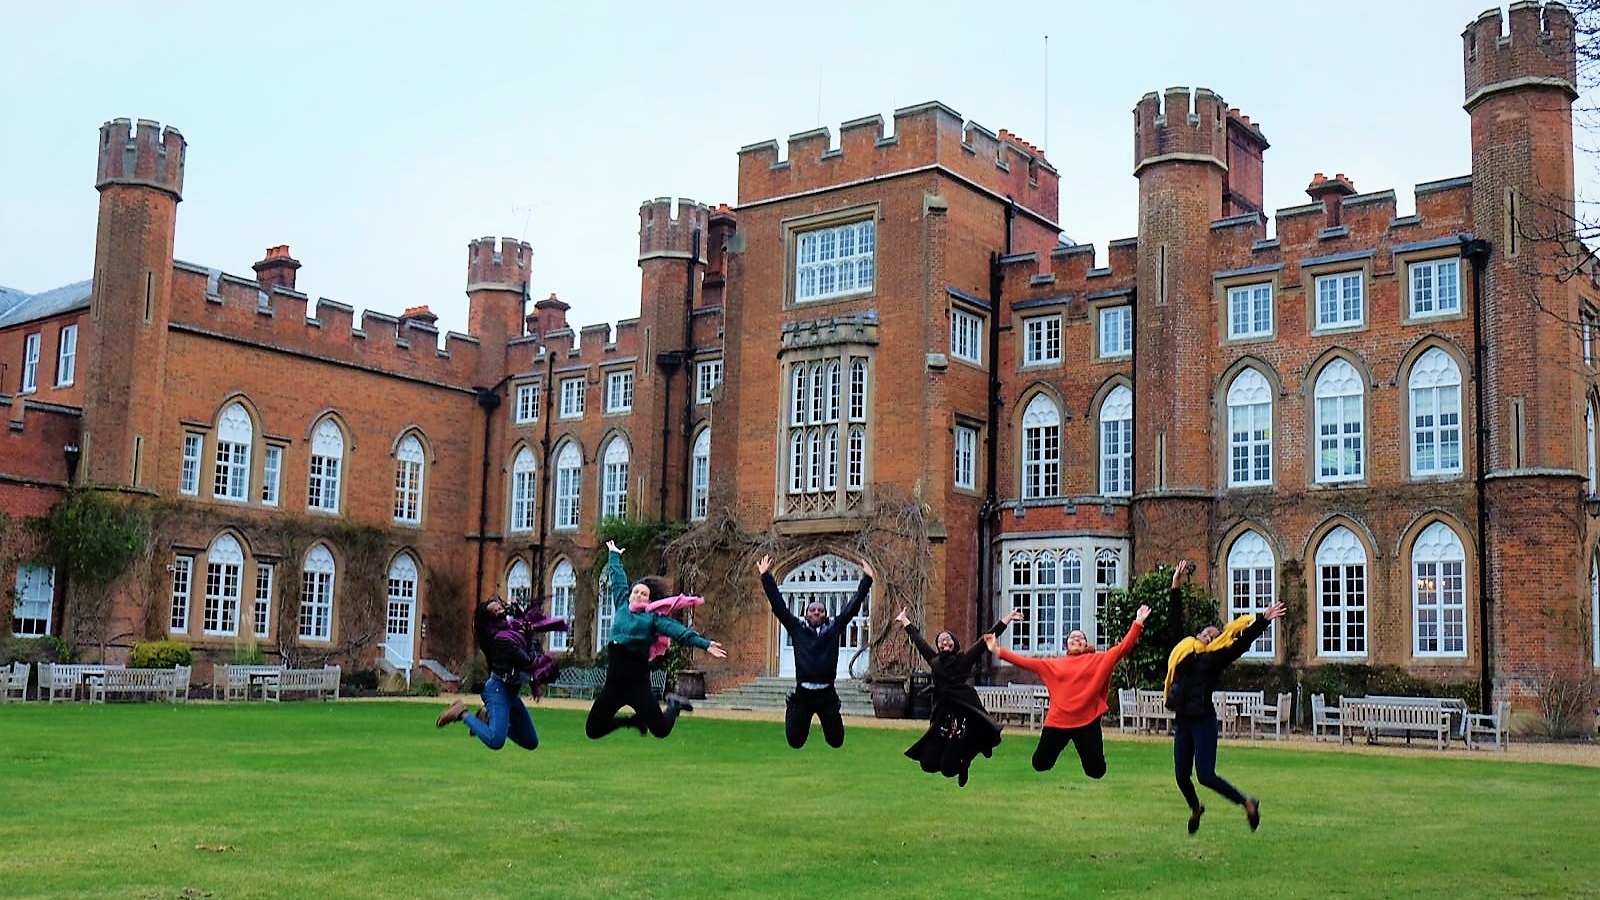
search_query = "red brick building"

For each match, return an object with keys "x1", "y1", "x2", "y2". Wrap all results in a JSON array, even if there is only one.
[{"x1": 2, "y1": 4, "x2": 1592, "y2": 706}]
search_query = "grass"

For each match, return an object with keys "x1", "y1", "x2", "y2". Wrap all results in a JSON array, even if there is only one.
[{"x1": 1, "y1": 702, "x2": 1596, "y2": 899}]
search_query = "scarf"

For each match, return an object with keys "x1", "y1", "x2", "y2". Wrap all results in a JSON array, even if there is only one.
[
  {"x1": 1163, "y1": 614, "x2": 1255, "y2": 701},
  {"x1": 628, "y1": 594, "x2": 705, "y2": 661}
]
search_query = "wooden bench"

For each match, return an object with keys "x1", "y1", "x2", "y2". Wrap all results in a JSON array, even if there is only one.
[
  {"x1": 89, "y1": 666, "x2": 191, "y2": 703},
  {"x1": 1310, "y1": 692, "x2": 1342, "y2": 741},
  {"x1": 42, "y1": 663, "x2": 125, "y2": 702},
  {"x1": 543, "y1": 667, "x2": 667, "y2": 700},
  {"x1": 1134, "y1": 689, "x2": 1175, "y2": 733},
  {"x1": 1249, "y1": 692, "x2": 1294, "y2": 740},
  {"x1": 975, "y1": 685, "x2": 1046, "y2": 729},
  {"x1": 1465, "y1": 700, "x2": 1511, "y2": 750},
  {"x1": 214, "y1": 665, "x2": 284, "y2": 701},
  {"x1": 265, "y1": 665, "x2": 340, "y2": 701},
  {"x1": 1340, "y1": 698, "x2": 1453, "y2": 749},
  {"x1": 2, "y1": 662, "x2": 29, "y2": 701}
]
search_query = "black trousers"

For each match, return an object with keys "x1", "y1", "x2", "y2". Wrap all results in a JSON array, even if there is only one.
[
  {"x1": 785, "y1": 684, "x2": 845, "y2": 749},
  {"x1": 1032, "y1": 720, "x2": 1107, "y2": 778},
  {"x1": 586, "y1": 644, "x2": 681, "y2": 740},
  {"x1": 1173, "y1": 714, "x2": 1246, "y2": 809}
]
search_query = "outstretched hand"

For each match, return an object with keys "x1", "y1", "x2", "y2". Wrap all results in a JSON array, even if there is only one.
[
  {"x1": 756, "y1": 554, "x2": 772, "y2": 576},
  {"x1": 1263, "y1": 601, "x2": 1287, "y2": 622},
  {"x1": 894, "y1": 607, "x2": 911, "y2": 628},
  {"x1": 1003, "y1": 610, "x2": 1025, "y2": 624},
  {"x1": 705, "y1": 641, "x2": 728, "y2": 659},
  {"x1": 1134, "y1": 604, "x2": 1152, "y2": 625},
  {"x1": 606, "y1": 539, "x2": 623, "y2": 555},
  {"x1": 860, "y1": 560, "x2": 876, "y2": 581},
  {"x1": 1170, "y1": 559, "x2": 1192, "y2": 589},
  {"x1": 982, "y1": 633, "x2": 998, "y2": 652}
]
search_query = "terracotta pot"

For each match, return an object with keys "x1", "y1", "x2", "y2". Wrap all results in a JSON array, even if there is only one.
[
  {"x1": 868, "y1": 677, "x2": 909, "y2": 719},
  {"x1": 674, "y1": 669, "x2": 707, "y2": 700}
]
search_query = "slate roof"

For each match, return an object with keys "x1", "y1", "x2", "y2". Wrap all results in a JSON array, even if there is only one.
[{"x1": 0, "y1": 280, "x2": 93, "y2": 328}]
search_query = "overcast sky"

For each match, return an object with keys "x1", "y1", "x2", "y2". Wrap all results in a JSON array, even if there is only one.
[{"x1": 2, "y1": 1, "x2": 1587, "y2": 338}]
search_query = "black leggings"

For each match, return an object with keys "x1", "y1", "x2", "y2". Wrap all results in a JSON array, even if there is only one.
[
  {"x1": 585, "y1": 644, "x2": 680, "y2": 740},
  {"x1": 1173, "y1": 714, "x2": 1246, "y2": 809},
  {"x1": 1032, "y1": 721, "x2": 1107, "y2": 778},
  {"x1": 785, "y1": 685, "x2": 845, "y2": 749}
]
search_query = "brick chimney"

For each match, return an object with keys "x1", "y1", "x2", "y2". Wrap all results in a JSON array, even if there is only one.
[
  {"x1": 399, "y1": 304, "x2": 438, "y2": 328},
  {"x1": 253, "y1": 245, "x2": 301, "y2": 292},
  {"x1": 527, "y1": 293, "x2": 570, "y2": 339},
  {"x1": 1306, "y1": 173, "x2": 1357, "y2": 228}
]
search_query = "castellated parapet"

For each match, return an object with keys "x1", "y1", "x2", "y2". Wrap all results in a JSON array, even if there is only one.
[
  {"x1": 1463, "y1": 2, "x2": 1576, "y2": 108},
  {"x1": 466, "y1": 236, "x2": 531, "y2": 290},
  {"x1": 737, "y1": 102, "x2": 1058, "y2": 224},
  {"x1": 639, "y1": 198, "x2": 709, "y2": 261},
  {"x1": 96, "y1": 118, "x2": 186, "y2": 200},
  {"x1": 1133, "y1": 88, "x2": 1228, "y2": 173}
]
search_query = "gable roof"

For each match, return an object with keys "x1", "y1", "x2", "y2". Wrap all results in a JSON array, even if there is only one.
[{"x1": 0, "y1": 280, "x2": 93, "y2": 329}]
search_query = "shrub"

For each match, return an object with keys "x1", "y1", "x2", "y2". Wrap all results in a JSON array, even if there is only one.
[
  {"x1": 341, "y1": 669, "x2": 380, "y2": 692},
  {"x1": 1099, "y1": 564, "x2": 1218, "y2": 691},
  {"x1": 229, "y1": 643, "x2": 267, "y2": 666},
  {"x1": 0, "y1": 636, "x2": 68, "y2": 665},
  {"x1": 412, "y1": 680, "x2": 441, "y2": 697},
  {"x1": 130, "y1": 640, "x2": 192, "y2": 668},
  {"x1": 1532, "y1": 668, "x2": 1599, "y2": 738},
  {"x1": 1298, "y1": 663, "x2": 1477, "y2": 706},
  {"x1": 458, "y1": 657, "x2": 488, "y2": 694}
]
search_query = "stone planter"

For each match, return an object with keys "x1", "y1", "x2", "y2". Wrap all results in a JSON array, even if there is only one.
[
  {"x1": 867, "y1": 676, "x2": 909, "y2": 719},
  {"x1": 674, "y1": 668, "x2": 707, "y2": 700}
]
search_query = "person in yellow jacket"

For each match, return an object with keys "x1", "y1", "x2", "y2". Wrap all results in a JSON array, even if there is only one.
[{"x1": 1163, "y1": 559, "x2": 1285, "y2": 834}]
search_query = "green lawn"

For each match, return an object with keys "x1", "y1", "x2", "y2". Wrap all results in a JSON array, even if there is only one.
[{"x1": 0, "y1": 702, "x2": 1594, "y2": 899}]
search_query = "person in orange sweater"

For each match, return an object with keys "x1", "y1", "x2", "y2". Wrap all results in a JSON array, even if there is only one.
[{"x1": 984, "y1": 602, "x2": 1151, "y2": 778}]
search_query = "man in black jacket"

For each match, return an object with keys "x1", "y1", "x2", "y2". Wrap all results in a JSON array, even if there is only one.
[
  {"x1": 757, "y1": 554, "x2": 874, "y2": 749},
  {"x1": 1164, "y1": 559, "x2": 1285, "y2": 834}
]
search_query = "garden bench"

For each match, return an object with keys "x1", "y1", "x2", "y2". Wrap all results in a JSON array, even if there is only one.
[
  {"x1": 1134, "y1": 689, "x2": 1175, "y2": 733},
  {"x1": 542, "y1": 667, "x2": 666, "y2": 700},
  {"x1": 89, "y1": 666, "x2": 190, "y2": 703},
  {"x1": 1310, "y1": 692, "x2": 1342, "y2": 741},
  {"x1": 975, "y1": 685, "x2": 1045, "y2": 729},
  {"x1": 1464, "y1": 700, "x2": 1511, "y2": 750},
  {"x1": 214, "y1": 665, "x2": 284, "y2": 701},
  {"x1": 2, "y1": 662, "x2": 29, "y2": 701},
  {"x1": 1340, "y1": 698, "x2": 1452, "y2": 749},
  {"x1": 1248, "y1": 692, "x2": 1294, "y2": 740},
  {"x1": 43, "y1": 663, "x2": 125, "y2": 702},
  {"x1": 265, "y1": 665, "x2": 340, "y2": 701}
]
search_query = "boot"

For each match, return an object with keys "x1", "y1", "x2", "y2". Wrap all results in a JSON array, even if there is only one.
[{"x1": 435, "y1": 700, "x2": 467, "y2": 728}]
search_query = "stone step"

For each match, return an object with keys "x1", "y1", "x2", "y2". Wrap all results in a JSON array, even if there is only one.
[{"x1": 698, "y1": 676, "x2": 876, "y2": 714}]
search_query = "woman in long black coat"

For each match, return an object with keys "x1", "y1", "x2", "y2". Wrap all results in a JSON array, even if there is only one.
[{"x1": 895, "y1": 607, "x2": 1023, "y2": 787}]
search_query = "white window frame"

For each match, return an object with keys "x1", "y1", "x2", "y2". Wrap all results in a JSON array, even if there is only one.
[
  {"x1": 1227, "y1": 532, "x2": 1276, "y2": 658},
  {"x1": 254, "y1": 563, "x2": 274, "y2": 639},
  {"x1": 1412, "y1": 522, "x2": 1468, "y2": 658},
  {"x1": 601, "y1": 436, "x2": 630, "y2": 519},
  {"x1": 554, "y1": 442, "x2": 582, "y2": 531},
  {"x1": 203, "y1": 535, "x2": 244, "y2": 636},
  {"x1": 951, "y1": 308, "x2": 983, "y2": 364},
  {"x1": 1099, "y1": 385, "x2": 1133, "y2": 497},
  {"x1": 1226, "y1": 368, "x2": 1273, "y2": 488},
  {"x1": 298, "y1": 545, "x2": 335, "y2": 642},
  {"x1": 55, "y1": 324, "x2": 77, "y2": 386},
  {"x1": 168, "y1": 556, "x2": 193, "y2": 634},
  {"x1": 1407, "y1": 258, "x2": 1461, "y2": 318},
  {"x1": 690, "y1": 428, "x2": 711, "y2": 521},
  {"x1": 1098, "y1": 306, "x2": 1132, "y2": 359},
  {"x1": 1227, "y1": 283, "x2": 1273, "y2": 340},
  {"x1": 393, "y1": 434, "x2": 425, "y2": 525},
  {"x1": 1000, "y1": 538, "x2": 1128, "y2": 652},
  {"x1": 1022, "y1": 315, "x2": 1062, "y2": 366},
  {"x1": 1587, "y1": 401, "x2": 1597, "y2": 499},
  {"x1": 506, "y1": 560, "x2": 533, "y2": 613},
  {"x1": 954, "y1": 425, "x2": 977, "y2": 491},
  {"x1": 1021, "y1": 395, "x2": 1061, "y2": 501},
  {"x1": 1584, "y1": 308, "x2": 1596, "y2": 368},
  {"x1": 514, "y1": 383, "x2": 541, "y2": 424},
  {"x1": 559, "y1": 377, "x2": 585, "y2": 419},
  {"x1": 1314, "y1": 359, "x2": 1365, "y2": 484},
  {"x1": 795, "y1": 219, "x2": 875, "y2": 303},
  {"x1": 510, "y1": 447, "x2": 537, "y2": 532},
  {"x1": 213, "y1": 404, "x2": 252, "y2": 502},
  {"x1": 1316, "y1": 527, "x2": 1367, "y2": 658},
  {"x1": 548, "y1": 560, "x2": 575, "y2": 653},
  {"x1": 1314, "y1": 271, "x2": 1364, "y2": 330},
  {"x1": 12, "y1": 563, "x2": 55, "y2": 637},
  {"x1": 1409, "y1": 349, "x2": 1463, "y2": 477},
  {"x1": 307, "y1": 420, "x2": 344, "y2": 513},
  {"x1": 180, "y1": 432, "x2": 204, "y2": 496},
  {"x1": 262, "y1": 445, "x2": 283, "y2": 507},
  {"x1": 782, "y1": 354, "x2": 869, "y2": 514},
  {"x1": 605, "y1": 370, "x2": 633, "y2": 414},
  {"x1": 20, "y1": 332, "x2": 40, "y2": 393},
  {"x1": 695, "y1": 360, "x2": 723, "y2": 404}
]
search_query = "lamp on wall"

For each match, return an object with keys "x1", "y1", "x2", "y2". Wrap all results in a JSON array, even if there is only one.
[
  {"x1": 62, "y1": 443, "x2": 80, "y2": 485},
  {"x1": 1586, "y1": 493, "x2": 1600, "y2": 519}
]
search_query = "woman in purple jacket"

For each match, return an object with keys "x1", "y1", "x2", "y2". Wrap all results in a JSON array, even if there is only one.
[{"x1": 435, "y1": 595, "x2": 569, "y2": 750}]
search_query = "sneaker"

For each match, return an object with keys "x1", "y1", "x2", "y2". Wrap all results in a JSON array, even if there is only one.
[
  {"x1": 1244, "y1": 797, "x2": 1261, "y2": 832},
  {"x1": 435, "y1": 700, "x2": 467, "y2": 728},
  {"x1": 474, "y1": 706, "x2": 489, "y2": 724},
  {"x1": 957, "y1": 768, "x2": 970, "y2": 788},
  {"x1": 1187, "y1": 805, "x2": 1205, "y2": 835}
]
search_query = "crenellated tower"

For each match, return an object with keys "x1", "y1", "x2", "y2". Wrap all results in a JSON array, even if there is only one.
[
  {"x1": 1130, "y1": 88, "x2": 1234, "y2": 571},
  {"x1": 82, "y1": 117, "x2": 185, "y2": 488},
  {"x1": 1463, "y1": 1, "x2": 1582, "y2": 693},
  {"x1": 637, "y1": 197, "x2": 709, "y2": 521},
  {"x1": 466, "y1": 236, "x2": 531, "y2": 385}
]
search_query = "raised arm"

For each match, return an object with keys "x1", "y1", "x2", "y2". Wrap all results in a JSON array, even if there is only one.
[
  {"x1": 1103, "y1": 605, "x2": 1152, "y2": 665},
  {"x1": 650, "y1": 613, "x2": 713, "y2": 651},
  {"x1": 604, "y1": 540, "x2": 631, "y2": 612},
  {"x1": 959, "y1": 611, "x2": 1023, "y2": 667},
  {"x1": 1210, "y1": 601, "x2": 1285, "y2": 668},
  {"x1": 821, "y1": 560, "x2": 874, "y2": 640},
  {"x1": 984, "y1": 632, "x2": 1049, "y2": 676},
  {"x1": 757, "y1": 555, "x2": 802, "y2": 631},
  {"x1": 1165, "y1": 560, "x2": 1192, "y2": 646},
  {"x1": 898, "y1": 608, "x2": 936, "y2": 663}
]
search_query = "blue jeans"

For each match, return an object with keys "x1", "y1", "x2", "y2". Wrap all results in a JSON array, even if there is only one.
[
  {"x1": 464, "y1": 674, "x2": 539, "y2": 751},
  {"x1": 1173, "y1": 714, "x2": 1245, "y2": 809}
]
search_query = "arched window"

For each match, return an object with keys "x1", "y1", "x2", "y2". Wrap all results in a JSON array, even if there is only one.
[
  {"x1": 510, "y1": 447, "x2": 537, "y2": 532},
  {"x1": 1592, "y1": 556, "x2": 1599, "y2": 667},
  {"x1": 1587, "y1": 401, "x2": 1596, "y2": 498},
  {"x1": 1314, "y1": 360, "x2": 1364, "y2": 483},
  {"x1": 1021, "y1": 395, "x2": 1061, "y2": 500},
  {"x1": 393, "y1": 434, "x2": 425, "y2": 525},
  {"x1": 1409, "y1": 349, "x2": 1463, "y2": 477},
  {"x1": 601, "y1": 436, "x2": 630, "y2": 520},
  {"x1": 549, "y1": 560, "x2": 575, "y2": 652},
  {"x1": 1315, "y1": 526, "x2": 1366, "y2": 657},
  {"x1": 308, "y1": 419, "x2": 345, "y2": 512},
  {"x1": 506, "y1": 560, "x2": 532, "y2": 606},
  {"x1": 1226, "y1": 369, "x2": 1272, "y2": 487},
  {"x1": 1227, "y1": 531, "x2": 1276, "y2": 657},
  {"x1": 299, "y1": 544, "x2": 336, "y2": 641},
  {"x1": 690, "y1": 429, "x2": 711, "y2": 521},
  {"x1": 1099, "y1": 385, "x2": 1133, "y2": 497},
  {"x1": 213, "y1": 403, "x2": 253, "y2": 502},
  {"x1": 385, "y1": 553, "x2": 419, "y2": 670},
  {"x1": 203, "y1": 534, "x2": 244, "y2": 635},
  {"x1": 554, "y1": 442, "x2": 582, "y2": 531},
  {"x1": 1412, "y1": 522, "x2": 1467, "y2": 657},
  {"x1": 776, "y1": 555, "x2": 871, "y2": 679}
]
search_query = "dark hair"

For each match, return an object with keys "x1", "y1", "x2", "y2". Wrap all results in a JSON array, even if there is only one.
[
  {"x1": 474, "y1": 596, "x2": 506, "y2": 647},
  {"x1": 636, "y1": 575, "x2": 673, "y2": 603},
  {"x1": 935, "y1": 630, "x2": 960, "y2": 653}
]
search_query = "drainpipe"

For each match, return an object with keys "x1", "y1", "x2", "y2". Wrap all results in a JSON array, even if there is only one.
[
  {"x1": 679, "y1": 229, "x2": 702, "y2": 524},
  {"x1": 978, "y1": 199, "x2": 1016, "y2": 645},
  {"x1": 534, "y1": 350, "x2": 556, "y2": 605},
  {"x1": 1462, "y1": 235, "x2": 1493, "y2": 713},
  {"x1": 473, "y1": 384, "x2": 505, "y2": 606}
]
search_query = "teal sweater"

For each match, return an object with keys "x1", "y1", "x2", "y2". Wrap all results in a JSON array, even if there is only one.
[{"x1": 604, "y1": 550, "x2": 712, "y2": 652}]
